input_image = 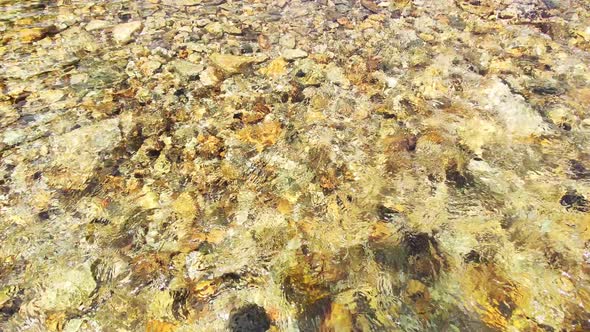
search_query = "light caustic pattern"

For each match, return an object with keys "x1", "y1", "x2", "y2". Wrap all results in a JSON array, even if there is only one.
[{"x1": 1, "y1": 0, "x2": 590, "y2": 331}]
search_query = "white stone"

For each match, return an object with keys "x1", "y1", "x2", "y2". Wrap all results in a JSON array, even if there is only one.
[
  {"x1": 325, "y1": 63, "x2": 349, "y2": 87},
  {"x1": 112, "y1": 21, "x2": 142, "y2": 44},
  {"x1": 200, "y1": 66, "x2": 221, "y2": 86},
  {"x1": 282, "y1": 48, "x2": 308, "y2": 61},
  {"x1": 85, "y1": 20, "x2": 110, "y2": 31},
  {"x1": 479, "y1": 79, "x2": 549, "y2": 137},
  {"x1": 46, "y1": 118, "x2": 121, "y2": 189},
  {"x1": 279, "y1": 33, "x2": 296, "y2": 49},
  {"x1": 37, "y1": 266, "x2": 97, "y2": 311}
]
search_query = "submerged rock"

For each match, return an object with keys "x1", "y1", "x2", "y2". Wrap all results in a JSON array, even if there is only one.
[
  {"x1": 209, "y1": 53, "x2": 267, "y2": 75},
  {"x1": 282, "y1": 49, "x2": 308, "y2": 61},
  {"x1": 85, "y1": 20, "x2": 110, "y2": 31},
  {"x1": 18, "y1": 27, "x2": 53, "y2": 43},
  {"x1": 228, "y1": 304, "x2": 271, "y2": 332},
  {"x1": 46, "y1": 118, "x2": 121, "y2": 190},
  {"x1": 37, "y1": 265, "x2": 97, "y2": 311},
  {"x1": 2, "y1": 0, "x2": 590, "y2": 331},
  {"x1": 112, "y1": 21, "x2": 142, "y2": 43},
  {"x1": 170, "y1": 59, "x2": 204, "y2": 79}
]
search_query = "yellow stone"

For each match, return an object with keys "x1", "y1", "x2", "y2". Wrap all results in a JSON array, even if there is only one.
[
  {"x1": 237, "y1": 120, "x2": 282, "y2": 151},
  {"x1": 45, "y1": 311, "x2": 66, "y2": 331},
  {"x1": 220, "y1": 161, "x2": 240, "y2": 180},
  {"x1": 210, "y1": 53, "x2": 266, "y2": 75},
  {"x1": 406, "y1": 279, "x2": 427, "y2": 295},
  {"x1": 205, "y1": 228, "x2": 226, "y2": 244},
  {"x1": 259, "y1": 57, "x2": 288, "y2": 78},
  {"x1": 146, "y1": 320, "x2": 177, "y2": 332},
  {"x1": 19, "y1": 27, "x2": 48, "y2": 43},
  {"x1": 139, "y1": 189, "x2": 160, "y2": 210},
  {"x1": 419, "y1": 33, "x2": 435, "y2": 42},
  {"x1": 305, "y1": 110, "x2": 325, "y2": 122},
  {"x1": 322, "y1": 302, "x2": 354, "y2": 331},
  {"x1": 15, "y1": 18, "x2": 34, "y2": 26},
  {"x1": 277, "y1": 198, "x2": 293, "y2": 215},
  {"x1": 193, "y1": 279, "x2": 216, "y2": 298},
  {"x1": 172, "y1": 192, "x2": 197, "y2": 220}
]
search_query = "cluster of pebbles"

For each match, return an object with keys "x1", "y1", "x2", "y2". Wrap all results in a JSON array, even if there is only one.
[{"x1": 1, "y1": 0, "x2": 590, "y2": 331}]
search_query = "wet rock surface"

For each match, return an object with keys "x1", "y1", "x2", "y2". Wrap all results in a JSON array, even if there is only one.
[
  {"x1": 228, "y1": 304, "x2": 271, "y2": 332},
  {"x1": 1, "y1": 0, "x2": 590, "y2": 331}
]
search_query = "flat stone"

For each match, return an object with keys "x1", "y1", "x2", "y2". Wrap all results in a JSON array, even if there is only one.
[
  {"x1": 70, "y1": 73, "x2": 89, "y2": 85},
  {"x1": 204, "y1": 22, "x2": 223, "y2": 36},
  {"x1": 195, "y1": 18, "x2": 210, "y2": 27},
  {"x1": 279, "y1": 33, "x2": 296, "y2": 49},
  {"x1": 46, "y1": 118, "x2": 122, "y2": 190},
  {"x1": 2, "y1": 129, "x2": 26, "y2": 146},
  {"x1": 282, "y1": 48, "x2": 308, "y2": 61},
  {"x1": 38, "y1": 265, "x2": 97, "y2": 311},
  {"x1": 38, "y1": 89, "x2": 65, "y2": 104},
  {"x1": 18, "y1": 26, "x2": 55, "y2": 43},
  {"x1": 361, "y1": 0, "x2": 381, "y2": 13},
  {"x1": 112, "y1": 21, "x2": 142, "y2": 44},
  {"x1": 209, "y1": 53, "x2": 266, "y2": 75},
  {"x1": 200, "y1": 66, "x2": 222, "y2": 86},
  {"x1": 139, "y1": 60, "x2": 162, "y2": 76},
  {"x1": 170, "y1": 59, "x2": 204, "y2": 78},
  {"x1": 478, "y1": 79, "x2": 549, "y2": 137},
  {"x1": 162, "y1": 0, "x2": 202, "y2": 5},
  {"x1": 325, "y1": 63, "x2": 349, "y2": 87},
  {"x1": 223, "y1": 24, "x2": 242, "y2": 35},
  {"x1": 85, "y1": 20, "x2": 110, "y2": 31},
  {"x1": 259, "y1": 57, "x2": 288, "y2": 78}
]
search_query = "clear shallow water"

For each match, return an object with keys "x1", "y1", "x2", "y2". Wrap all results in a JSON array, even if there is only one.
[{"x1": 1, "y1": 0, "x2": 590, "y2": 331}]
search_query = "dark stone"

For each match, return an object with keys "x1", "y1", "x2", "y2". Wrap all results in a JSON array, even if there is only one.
[
  {"x1": 0, "y1": 294, "x2": 22, "y2": 319},
  {"x1": 13, "y1": 92, "x2": 29, "y2": 106},
  {"x1": 404, "y1": 232, "x2": 432, "y2": 256},
  {"x1": 146, "y1": 149, "x2": 161, "y2": 159},
  {"x1": 541, "y1": 0, "x2": 559, "y2": 9},
  {"x1": 569, "y1": 160, "x2": 590, "y2": 180},
  {"x1": 531, "y1": 85, "x2": 562, "y2": 95},
  {"x1": 240, "y1": 44, "x2": 254, "y2": 54},
  {"x1": 174, "y1": 88, "x2": 186, "y2": 97},
  {"x1": 369, "y1": 93, "x2": 384, "y2": 103},
  {"x1": 228, "y1": 304, "x2": 271, "y2": 332},
  {"x1": 197, "y1": 241, "x2": 214, "y2": 254},
  {"x1": 463, "y1": 250, "x2": 482, "y2": 263},
  {"x1": 221, "y1": 272, "x2": 241, "y2": 282},
  {"x1": 372, "y1": 245, "x2": 405, "y2": 270},
  {"x1": 403, "y1": 135, "x2": 417, "y2": 151},
  {"x1": 38, "y1": 211, "x2": 50, "y2": 221},
  {"x1": 377, "y1": 205, "x2": 399, "y2": 223},
  {"x1": 91, "y1": 217, "x2": 110, "y2": 225},
  {"x1": 296, "y1": 297, "x2": 331, "y2": 332},
  {"x1": 445, "y1": 163, "x2": 473, "y2": 189},
  {"x1": 498, "y1": 300, "x2": 514, "y2": 318},
  {"x1": 118, "y1": 13, "x2": 132, "y2": 22},
  {"x1": 19, "y1": 114, "x2": 37, "y2": 124},
  {"x1": 172, "y1": 288, "x2": 190, "y2": 319},
  {"x1": 448, "y1": 15, "x2": 466, "y2": 30},
  {"x1": 560, "y1": 190, "x2": 589, "y2": 212}
]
